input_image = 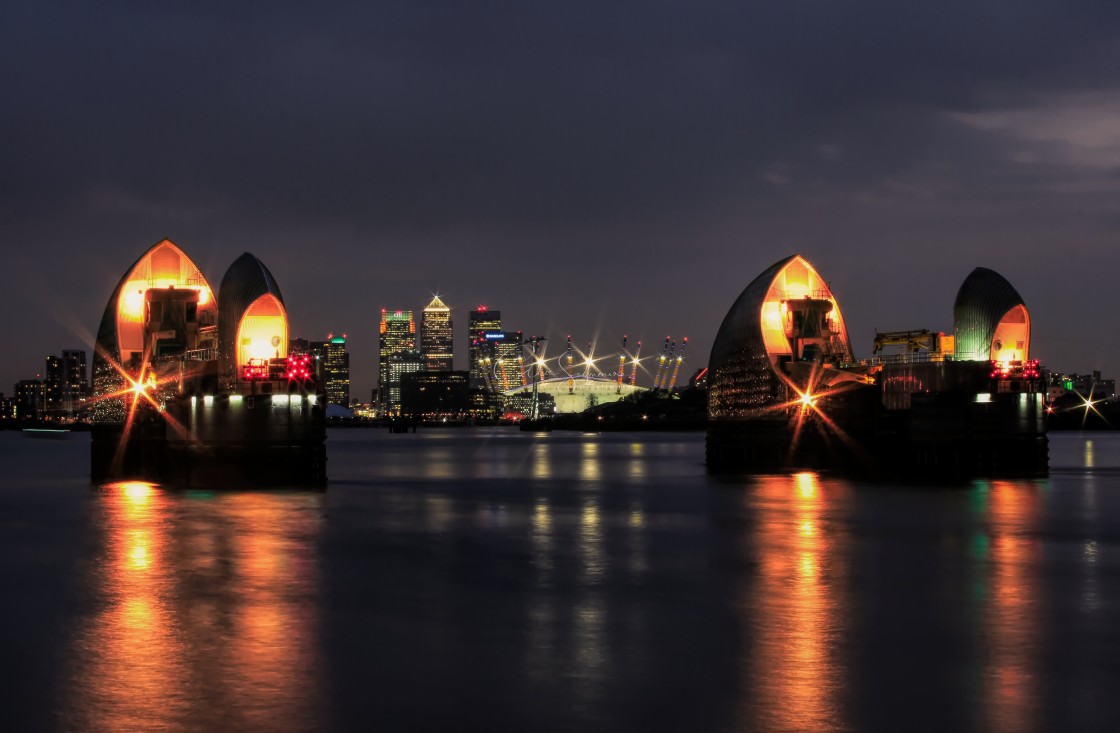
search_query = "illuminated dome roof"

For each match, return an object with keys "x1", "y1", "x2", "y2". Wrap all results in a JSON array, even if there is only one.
[
  {"x1": 707, "y1": 255, "x2": 854, "y2": 421},
  {"x1": 218, "y1": 253, "x2": 288, "y2": 384},
  {"x1": 505, "y1": 377, "x2": 646, "y2": 413},
  {"x1": 953, "y1": 267, "x2": 1030, "y2": 362}
]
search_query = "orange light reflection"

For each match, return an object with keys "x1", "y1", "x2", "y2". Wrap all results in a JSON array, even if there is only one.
[
  {"x1": 741, "y1": 473, "x2": 849, "y2": 731},
  {"x1": 984, "y1": 480, "x2": 1042, "y2": 732}
]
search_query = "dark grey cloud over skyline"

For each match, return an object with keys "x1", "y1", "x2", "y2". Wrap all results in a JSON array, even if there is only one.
[{"x1": 3, "y1": 1, "x2": 1118, "y2": 399}]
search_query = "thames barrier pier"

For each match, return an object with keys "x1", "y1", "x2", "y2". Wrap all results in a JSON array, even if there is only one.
[
  {"x1": 90, "y1": 240, "x2": 326, "y2": 487},
  {"x1": 705, "y1": 255, "x2": 1047, "y2": 478}
]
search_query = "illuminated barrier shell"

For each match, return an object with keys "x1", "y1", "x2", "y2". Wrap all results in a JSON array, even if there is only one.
[
  {"x1": 707, "y1": 254, "x2": 854, "y2": 421},
  {"x1": 218, "y1": 253, "x2": 289, "y2": 385},
  {"x1": 92, "y1": 239, "x2": 217, "y2": 422},
  {"x1": 952, "y1": 267, "x2": 1030, "y2": 363}
]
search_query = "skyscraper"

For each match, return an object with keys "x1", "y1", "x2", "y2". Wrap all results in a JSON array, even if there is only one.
[
  {"x1": 491, "y1": 331, "x2": 525, "y2": 393},
  {"x1": 61, "y1": 349, "x2": 88, "y2": 415},
  {"x1": 468, "y1": 306, "x2": 501, "y2": 390},
  {"x1": 421, "y1": 296, "x2": 454, "y2": 372},
  {"x1": 379, "y1": 309, "x2": 421, "y2": 415},
  {"x1": 321, "y1": 335, "x2": 350, "y2": 407}
]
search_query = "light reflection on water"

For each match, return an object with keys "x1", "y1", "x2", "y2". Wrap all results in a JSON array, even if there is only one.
[
  {"x1": 983, "y1": 481, "x2": 1043, "y2": 733},
  {"x1": 741, "y1": 472, "x2": 848, "y2": 732},
  {"x1": 63, "y1": 482, "x2": 323, "y2": 732},
  {"x1": 2, "y1": 431, "x2": 1118, "y2": 731}
]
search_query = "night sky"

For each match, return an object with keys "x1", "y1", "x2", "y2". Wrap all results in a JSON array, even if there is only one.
[{"x1": 4, "y1": 2, "x2": 1118, "y2": 400}]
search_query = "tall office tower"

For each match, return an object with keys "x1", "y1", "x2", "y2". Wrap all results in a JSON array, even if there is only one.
[
  {"x1": 491, "y1": 331, "x2": 525, "y2": 393},
  {"x1": 379, "y1": 309, "x2": 421, "y2": 415},
  {"x1": 61, "y1": 349, "x2": 88, "y2": 415},
  {"x1": 44, "y1": 355, "x2": 63, "y2": 412},
  {"x1": 467, "y1": 306, "x2": 501, "y2": 390},
  {"x1": 421, "y1": 296, "x2": 454, "y2": 372},
  {"x1": 321, "y1": 335, "x2": 350, "y2": 407}
]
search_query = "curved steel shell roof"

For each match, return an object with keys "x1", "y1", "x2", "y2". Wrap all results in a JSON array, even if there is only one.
[
  {"x1": 952, "y1": 267, "x2": 1028, "y2": 361},
  {"x1": 218, "y1": 252, "x2": 287, "y2": 382},
  {"x1": 707, "y1": 254, "x2": 853, "y2": 421}
]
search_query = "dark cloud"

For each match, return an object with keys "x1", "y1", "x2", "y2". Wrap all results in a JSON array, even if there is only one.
[{"x1": 3, "y1": 1, "x2": 1119, "y2": 398}]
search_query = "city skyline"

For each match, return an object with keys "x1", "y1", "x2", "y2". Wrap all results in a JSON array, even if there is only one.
[{"x1": 3, "y1": 4, "x2": 1119, "y2": 402}]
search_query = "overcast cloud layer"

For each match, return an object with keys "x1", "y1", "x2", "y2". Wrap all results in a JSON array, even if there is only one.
[{"x1": 3, "y1": 1, "x2": 1119, "y2": 399}]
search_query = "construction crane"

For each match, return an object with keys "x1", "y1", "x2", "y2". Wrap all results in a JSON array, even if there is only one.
[
  {"x1": 653, "y1": 336, "x2": 671, "y2": 390},
  {"x1": 628, "y1": 340, "x2": 642, "y2": 385},
  {"x1": 583, "y1": 341, "x2": 595, "y2": 379},
  {"x1": 667, "y1": 337, "x2": 688, "y2": 391},
  {"x1": 872, "y1": 329, "x2": 944, "y2": 355},
  {"x1": 616, "y1": 335, "x2": 628, "y2": 394}
]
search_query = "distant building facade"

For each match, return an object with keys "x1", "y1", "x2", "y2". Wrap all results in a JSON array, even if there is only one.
[
  {"x1": 15, "y1": 379, "x2": 45, "y2": 420},
  {"x1": 42, "y1": 350, "x2": 89, "y2": 417},
  {"x1": 401, "y1": 371, "x2": 470, "y2": 420},
  {"x1": 1049, "y1": 370, "x2": 1116, "y2": 401},
  {"x1": 61, "y1": 349, "x2": 88, "y2": 415},
  {"x1": 468, "y1": 306, "x2": 501, "y2": 390},
  {"x1": 320, "y1": 336, "x2": 350, "y2": 407},
  {"x1": 44, "y1": 355, "x2": 63, "y2": 413},
  {"x1": 421, "y1": 296, "x2": 454, "y2": 372},
  {"x1": 490, "y1": 331, "x2": 525, "y2": 393},
  {"x1": 379, "y1": 309, "x2": 421, "y2": 415}
]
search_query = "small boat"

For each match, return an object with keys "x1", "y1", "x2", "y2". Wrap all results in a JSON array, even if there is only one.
[{"x1": 22, "y1": 428, "x2": 72, "y2": 440}]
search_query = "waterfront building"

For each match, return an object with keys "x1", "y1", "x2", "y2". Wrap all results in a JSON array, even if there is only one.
[
  {"x1": 400, "y1": 371, "x2": 470, "y2": 420},
  {"x1": 61, "y1": 350, "x2": 88, "y2": 415},
  {"x1": 44, "y1": 355, "x2": 63, "y2": 413},
  {"x1": 1049, "y1": 370, "x2": 1116, "y2": 401},
  {"x1": 379, "y1": 309, "x2": 421, "y2": 415},
  {"x1": 15, "y1": 379, "x2": 45, "y2": 420},
  {"x1": 504, "y1": 390, "x2": 556, "y2": 419},
  {"x1": 421, "y1": 296, "x2": 454, "y2": 372},
  {"x1": 468, "y1": 306, "x2": 501, "y2": 390}
]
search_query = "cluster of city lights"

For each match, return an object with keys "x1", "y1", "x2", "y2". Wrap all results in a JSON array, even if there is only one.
[{"x1": 990, "y1": 359, "x2": 1040, "y2": 380}]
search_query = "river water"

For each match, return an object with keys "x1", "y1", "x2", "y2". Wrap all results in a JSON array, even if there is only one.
[{"x1": 1, "y1": 429, "x2": 1118, "y2": 732}]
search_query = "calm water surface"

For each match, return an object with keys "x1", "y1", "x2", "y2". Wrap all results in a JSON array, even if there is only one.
[{"x1": 1, "y1": 429, "x2": 1119, "y2": 732}]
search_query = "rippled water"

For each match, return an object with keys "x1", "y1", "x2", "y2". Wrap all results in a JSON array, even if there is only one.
[{"x1": 1, "y1": 429, "x2": 1119, "y2": 732}]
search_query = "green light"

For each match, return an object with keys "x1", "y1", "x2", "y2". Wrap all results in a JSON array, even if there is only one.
[{"x1": 1064, "y1": 379, "x2": 1073, "y2": 391}]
